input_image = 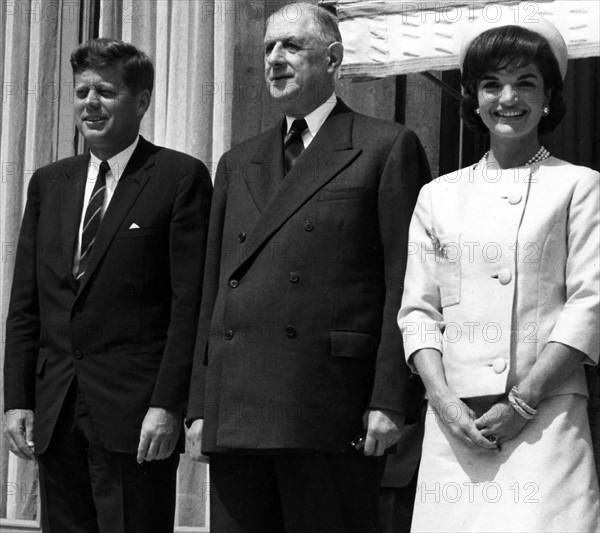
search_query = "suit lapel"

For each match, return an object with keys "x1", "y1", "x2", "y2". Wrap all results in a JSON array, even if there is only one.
[
  {"x1": 234, "y1": 101, "x2": 361, "y2": 273},
  {"x1": 60, "y1": 158, "x2": 88, "y2": 291},
  {"x1": 76, "y1": 138, "x2": 155, "y2": 295},
  {"x1": 243, "y1": 119, "x2": 286, "y2": 212}
]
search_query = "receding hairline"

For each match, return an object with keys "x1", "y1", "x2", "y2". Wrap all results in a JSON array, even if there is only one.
[{"x1": 267, "y1": 3, "x2": 342, "y2": 45}]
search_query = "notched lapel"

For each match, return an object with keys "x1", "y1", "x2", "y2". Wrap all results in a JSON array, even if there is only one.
[
  {"x1": 235, "y1": 104, "x2": 361, "y2": 272},
  {"x1": 60, "y1": 161, "x2": 88, "y2": 291},
  {"x1": 76, "y1": 140, "x2": 155, "y2": 295}
]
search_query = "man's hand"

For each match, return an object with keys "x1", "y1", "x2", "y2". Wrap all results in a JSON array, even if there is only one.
[
  {"x1": 136, "y1": 407, "x2": 181, "y2": 464},
  {"x1": 4, "y1": 409, "x2": 36, "y2": 460},
  {"x1": 363, "y1": 409, "x2": 404, "y2": 457},
  {"x1": 186, "y1": 419, "x2": 209, "y2": 463}
]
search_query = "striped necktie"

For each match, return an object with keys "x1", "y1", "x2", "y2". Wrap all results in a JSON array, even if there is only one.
[{"x1": 76, "y1": 160, "x2": 109, "y2": 281}]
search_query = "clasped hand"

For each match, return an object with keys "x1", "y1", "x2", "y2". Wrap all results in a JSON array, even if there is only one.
[{"x1": 474, "y1": 397, "x2": 529, "y2": 445}]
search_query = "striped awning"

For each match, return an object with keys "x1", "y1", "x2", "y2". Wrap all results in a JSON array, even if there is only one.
[{"x1": 330, "y1": 1, "x2": 600, "y2": 78}]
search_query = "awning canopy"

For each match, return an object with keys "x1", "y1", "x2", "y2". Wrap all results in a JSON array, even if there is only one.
[{"x1": 331, "y1": 0, "x2": 600, "y2": 79}]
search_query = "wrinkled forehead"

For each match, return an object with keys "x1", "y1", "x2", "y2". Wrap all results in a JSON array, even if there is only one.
[{"x1": 264, "y1": 10, "x2": 316, "y2": 44}]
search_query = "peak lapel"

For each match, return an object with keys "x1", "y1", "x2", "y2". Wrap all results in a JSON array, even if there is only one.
[
  {"x1": 234, "y1": 103, "x2": 361, "y2": 274},
  {"x1": 243, "y1": 119, "x2": 286, "y2": 212},
  {"x1": 60, "y1": 159, "x2": 88, "y2": 291},
  {"x1": 76, "y1": 138, "x2": 155, "y2": 295}
]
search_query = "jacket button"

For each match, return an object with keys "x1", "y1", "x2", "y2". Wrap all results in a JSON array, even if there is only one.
[
  {"x1": 238, "y1": 232, "x2": 246, "y2": 242},
  {"x1": 303, "y1": 220, "x2": 314, "y2": 232},
  {"x1": 289, "y1": 272, "x2": 300, "y2": 283},
  {"x1": 507, "y1": 192, "x2": 522, "y2": 205},
  {"x1": 497, "y1": 268, "x2": 512, "y2": 285},
  {"x1": 492, "y1": 358, "x2": 507, "y2": 374},
  {"x1": 229, "y1": 279, "x2": 239, "y2": 288},
  {"x1": 74, "y1": 350, "x2": 83, "y2": 360},
  {"x1": 224, "y1": 330, "x2": 234, "y2": 340},
  {"x1": 284, "y1": 325, "x2": 297, "y2": 338}
]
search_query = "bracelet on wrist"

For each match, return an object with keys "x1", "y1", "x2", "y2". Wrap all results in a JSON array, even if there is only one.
[{"x1": 508, "y1": 386, "x2": 537, "y2": 420}]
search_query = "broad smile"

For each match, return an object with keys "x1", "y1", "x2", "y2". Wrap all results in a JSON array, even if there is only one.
[{"x1": 494, "y1": 110, "x2": 526, "y2": 118}]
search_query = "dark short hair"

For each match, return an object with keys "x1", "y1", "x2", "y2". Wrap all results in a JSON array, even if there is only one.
[
  {"x1": 70, "y1": 38, "x2": 154, "y2": 95},
  {"x1": 460, "y1": 25, "x2": 566, "y2": 134}
]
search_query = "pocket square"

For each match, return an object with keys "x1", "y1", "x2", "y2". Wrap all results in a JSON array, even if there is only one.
[{"x1": 129, "y1": 223, "x2": 140, "y2": 229}]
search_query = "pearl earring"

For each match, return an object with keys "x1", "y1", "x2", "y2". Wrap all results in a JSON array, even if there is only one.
[
  {"x1": 542, "y1": 104, "x2": 550, "y2": 116},
  {"x1": 474, "y1": 108, "x2": 481, "y2": 116}
]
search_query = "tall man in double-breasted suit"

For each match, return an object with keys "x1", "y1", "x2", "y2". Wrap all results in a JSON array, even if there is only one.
[
  {"x1": 186, "y1": 4, "x2": 430, "y2": 532},
  {"x1": 3, "y1": 38, "x2": 212, "y2": 532}
]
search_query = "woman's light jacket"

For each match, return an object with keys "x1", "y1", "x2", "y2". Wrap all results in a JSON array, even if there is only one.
[{"x1": 399, "y1": 157, "x2": 599, "y2": 398}]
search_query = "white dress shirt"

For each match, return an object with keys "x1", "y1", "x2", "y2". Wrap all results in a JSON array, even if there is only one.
[
  {"x1": 73, "y1": 136, "x2": 139, "y2": 275},
  {"x1": 285, "y1": 92, "x2": 337, "y2": 148}
]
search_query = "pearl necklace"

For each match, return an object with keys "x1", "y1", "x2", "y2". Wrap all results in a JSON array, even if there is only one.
[{"x1": 480, "y1": 146, "x2": 551, "y2": 167}]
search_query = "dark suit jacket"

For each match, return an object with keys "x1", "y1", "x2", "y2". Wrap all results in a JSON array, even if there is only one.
[
  {"x1": 188, "y1": 101, "x2": 430, "y2": 453},
  {"x1": 4, "y1": 136, "x2": 212, "y2": 454}
]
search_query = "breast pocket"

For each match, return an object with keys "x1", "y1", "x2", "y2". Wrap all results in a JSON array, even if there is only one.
[
  {"x1": 317, "y1": 186, "x2": 368, "y2": 202},
  {"x1": 435, "y1": 232, "x2": 461, "y2": 307},
  {"x1": 114, "y1": 227, "x2": 159, "y2": 239}
]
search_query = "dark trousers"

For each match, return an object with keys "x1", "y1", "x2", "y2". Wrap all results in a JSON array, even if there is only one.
[
  {"x1": 378, "y1": 469, "x2": 419, "y2": 533},
  {"x1": 37, "y1": 381, "x2": 179, "y2": 533},
  {"x1": 209, "y1": 451, "x2": 385, "y2": 533}
]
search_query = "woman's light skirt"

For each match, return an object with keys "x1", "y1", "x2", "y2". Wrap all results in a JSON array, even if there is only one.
[{"x1": 411, "y1": 394, "x2": 600, "y2": 532}]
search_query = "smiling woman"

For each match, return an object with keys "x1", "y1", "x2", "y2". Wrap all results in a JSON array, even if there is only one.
[{"x1": 398, "y1": 13, "x2": 600, "y2": 533}]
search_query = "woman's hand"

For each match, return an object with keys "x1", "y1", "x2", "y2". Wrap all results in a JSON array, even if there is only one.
[
  {"x1": 474, "y1": 397, "x2": 529, "y2": 445},
  {"x1": 430, "y1": 391, "x2": 499, "y2": 451},
  {"x1": 412, "y1": 348, "x2": 498, "y2": 451}
]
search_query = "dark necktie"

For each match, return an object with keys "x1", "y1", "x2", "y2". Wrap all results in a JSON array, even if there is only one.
[
  {"x1": 76, "y1": 160, "x2": 109, "y2": 281},
  {"x1": 283, "y1": 118, "x2": 308, "y2": 173}
]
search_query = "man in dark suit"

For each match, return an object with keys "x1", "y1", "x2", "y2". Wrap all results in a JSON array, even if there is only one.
[
  {"x1": 3, "y1": 38, "x2": 212, "y2": 532},
  {"x1": 186, "y1": 4, "x2": 430, "y2": 532}
]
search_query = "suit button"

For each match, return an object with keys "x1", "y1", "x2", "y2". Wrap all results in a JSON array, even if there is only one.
[
  {"x1": 492, "y1": 358, "x2": 507, "y2": 374},
  {"x1": 224, "y1": 330, "x2": 234, "y2": 340},
  {"x1": 284, "y1": 325, "x2": 297, "y2": 338},
  {"x1": 238, "y1": 232, "x2": 246, "y2": 243},
  {"x1": 74, "y1": 350, "x2": 83, "y2": 360},
  {"x1": 229, "y1": 279, "x2": 239, "y2": 288},
  {"x1": 507, "y1": 192, "x2": 522, "y2": 205},
  {"x1": 497, "y1": 268, "x2": 512, "y2": 285},
  {"x1": 289, "y1": 272, "x2": 300, "y2": 283},
  {"x1": 303, "y1": 220, "x2": 314, "y2": 232}
]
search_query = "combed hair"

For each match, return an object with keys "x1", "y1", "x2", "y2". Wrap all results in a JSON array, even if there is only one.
[
  {"x1": 272, "y1": 3, "x2": 342, "y2": 45},
  {"x1": 70, "y1": 38, "x2": 154, "y2": 95},
  {"x1": 460, "y1": 25, "x2": 565, "y2": 134}
]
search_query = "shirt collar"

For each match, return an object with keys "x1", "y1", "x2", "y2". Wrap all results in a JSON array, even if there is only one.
[
  {"x1": 285, "y1": 93, "x2": 337, "y2": 138},
  {"x1": 89, "y1": 135, "x2": 140, "y2": 183}
]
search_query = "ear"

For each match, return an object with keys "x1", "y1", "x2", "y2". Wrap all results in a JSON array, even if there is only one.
[
  {"x1": 544, "y1": 87, "x2": 552, "y2": 105},
  {"x1": 326, "y1": 42, "x2": 344, "y2": 73},
  {"x1": 137, "y1": 89, "x2": 151, "y2": 117}
]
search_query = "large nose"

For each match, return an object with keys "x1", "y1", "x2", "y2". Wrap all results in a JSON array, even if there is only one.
[
  {"x1": 84, "y1": 89, "x2": 100, "y2": 108},
  {"x1": 499, "y1": 84, "x2": 518, "y2": 105},
  {"x1": 266, "y1": 42, "x2": 285, "y2": 67}
]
